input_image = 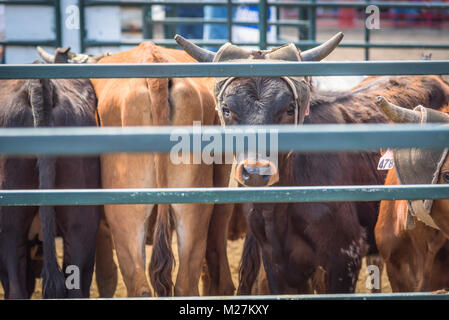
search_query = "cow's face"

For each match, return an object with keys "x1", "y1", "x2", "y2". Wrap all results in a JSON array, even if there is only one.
[
  {"x1": 219, "y1": 77, "x2": 308, "y2": 126},
  {"x1": 175, "y1": 33, "x2": 343, "y2": 187},
  {"x1": 219, "y1": 77, "x2": 310, "y2": 186}
]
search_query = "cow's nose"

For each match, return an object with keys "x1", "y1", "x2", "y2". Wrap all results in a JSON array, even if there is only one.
[
  {"x1": 242, "y1": 164, "x2": 271, "y2": 185},
  {"x1": 235, "y1": 160, "x2": 279, "y2": 187}
]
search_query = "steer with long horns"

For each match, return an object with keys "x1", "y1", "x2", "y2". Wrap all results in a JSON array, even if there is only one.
[
  {"x1": 174, "y1": 33, "x2": 380, "y2": 294},
  {"x1": 375, "y1": 96, "x2": 449, "y2": 292},
  {"x1": 175, "y1": 32, "x2": 343, "y2": 187}
]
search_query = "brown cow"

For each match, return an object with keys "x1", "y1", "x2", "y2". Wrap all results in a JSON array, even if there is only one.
[
  {"x1": 36, "y1": 46, "x2": 119, "y2": 298},
  {"x1": 375, "y1": 98, "x2": 449, "y2": 292},
  {"x1": 175, "y1": 34, "x2": 449, "y2": 294},
  {"x1": 90, "y1": 42, "x2": 236, "y2": 297},
  {"x1": 37, "y1": 45, "x2": 237, "y2": 298},
  {"x1": 0, "y1": 63, "x2": 101, "y2": 298}
]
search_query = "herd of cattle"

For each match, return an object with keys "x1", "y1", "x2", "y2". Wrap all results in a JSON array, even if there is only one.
[{"x1": 0, "y1": 32, "x2": 449, "y2": 299}]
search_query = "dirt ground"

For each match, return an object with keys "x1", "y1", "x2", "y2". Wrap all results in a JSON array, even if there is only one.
[
  {"x1": 1, "y1": 26, "x2": 447, "y2": 299},
  {"x1": 0, "y1": 235, "x2": 391, "y2": 299}
]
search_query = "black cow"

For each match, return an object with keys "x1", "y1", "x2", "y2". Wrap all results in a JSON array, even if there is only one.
[
  {"x1": 175, "y1": 34, "x2": 449, "y2": 294},
  {"x1": 0, "y1": 62, "x2": 101, "y2": 298}
]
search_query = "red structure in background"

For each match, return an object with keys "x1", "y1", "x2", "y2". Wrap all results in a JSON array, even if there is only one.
[
  {"x1": 338, "y1": 0, "x2": 357, "y2": 28},
  {"x1": 316, "y1": 0, "x2": 449, "y2": 29},
  {"x1": 386, "y1": 0, "x2": 448, "y2": 28}
]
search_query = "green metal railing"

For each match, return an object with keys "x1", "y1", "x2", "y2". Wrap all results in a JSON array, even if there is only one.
[
  {"x1": 1, "y1": 123, "x2": 449, "y2": 206},
  {"x1": 1, "y1": 61, "x2": 449, "y2": 299},
  {"x1": 2, "y1": 1, "x2": 448, "y2": 61},
  {"x1": 0, "y1": 0, "x2": 62, "y2": 56},
  {"x1": 79, "y1": 0, "x2": 449, "y2": 60},
  {"x1": 1, "y1": 60, "x2": 449, "y2": 78}
]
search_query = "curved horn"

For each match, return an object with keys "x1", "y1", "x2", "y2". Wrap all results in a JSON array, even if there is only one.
[
  {"x1": 300, "y1": 32, "x2": 344, "y2": 61},
  {"x1": 36, "y1": 46, "x2": 55, "y2": 63},
  {"x1": 89, "y1": 52, "x2": 111, "y2": 63},
  {"x1": 174, "y1": 34, "x2": 215, "y2": 62},
  {"x1": 376, "y1": 96, "x2": 421, "y2": 123}
]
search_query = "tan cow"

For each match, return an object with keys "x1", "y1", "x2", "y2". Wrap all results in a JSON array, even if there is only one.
[
  {"x1": 37, "y1": 44, "x2": 237, "y2": 297},
  {"x1": 375, "y1": 97, "x2": 449, "y2": 292},
  {"x1": 90, "y1": 42, "x2": 235, "y2": 297}
]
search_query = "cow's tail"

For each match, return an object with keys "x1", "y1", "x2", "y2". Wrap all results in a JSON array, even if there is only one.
[
  {"x1": 149, "y1": 203, "x2": 174, "y2": 296},
  {"x1": 28, "y1": 79, "x2": 66, "y2": 298},
  {"x1": 238, "y1": 230, "x2": 261, "y2": 295},
  {"x1": 146, "y1": 54, "x2": 175, "y2": 296}
]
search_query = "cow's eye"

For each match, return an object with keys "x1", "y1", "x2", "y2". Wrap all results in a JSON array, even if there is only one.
[
  {"x1": 222, "y1": 105, "x2": 231, "y2": 118},
  {"x1": 442, "y1": 172, "x2": 449, "y2": 183},
  {"x1": 287, "y1": 103, "x2": 296, "y2": 116}
]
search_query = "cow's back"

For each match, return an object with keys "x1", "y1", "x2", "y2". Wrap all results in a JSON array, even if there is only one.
[
  {"x1": 306, "y1": 75, "x2": 449, "y2": 254},
  {"x1": 91, "y1": 42, "x2": 216, "y2": 128}
]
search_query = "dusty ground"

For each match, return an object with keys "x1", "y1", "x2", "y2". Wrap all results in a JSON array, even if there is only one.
[
  {"x1": 1, "y1": 26, "x2": 447, "y2": 298},
  {"x1": 0, "y1": 235, "x2": 391, "y2": 299}
]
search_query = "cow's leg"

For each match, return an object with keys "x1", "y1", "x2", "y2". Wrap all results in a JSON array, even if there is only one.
[
  {"x1": 100, "y1": 153, "x2": 155, "y2": 297},
  {"x1": 203, "y1": 203, "x2": 235, "y2": 296},
  {"x1": 0, "y1": 270, "x2": 9, "y2": 298},
  {"x1": 106, "y1": 204, "x2": 153, "y2": 297},
  {"x1": 0, "y1": 207, "x2": 36, "y2": 299},
  {"x1": 25, "y1": 240, "x2": 37, "y2": 297},
  {"x1": 252, "y1": 261, "x2": 270, "y2": 295},
  {"x1": 203, "y1": 162, "x2": 235, "y2": 296},
  {"x1": 385, "y1": 258, "x2": 416, "y2": 292},
  {"x1": 418, "y1": 232, "x2": 447, "y2": 291},
  {"x1": 172, "y1": 203, "x2": 214, "y2": 296},
  {"x1": 95, "y1": 215, "x2": 118, "y2": 298},
  {"x1": 57, "y1": 205, "x2": 101, "y2": 298},
  {"x1": 327, "y1": 252, "x2": 362, "y2": 293}
]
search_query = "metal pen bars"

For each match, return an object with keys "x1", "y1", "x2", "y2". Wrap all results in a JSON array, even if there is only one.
[
  {"x1": 80, "y1": 0, "x2": 449, "y2": 58},
  {"x1": 1, "y1": 60, "x2": 449, "y2": 78},
  {"x1": 1, "y1": 1, "x2": 449, "y2": 60}
]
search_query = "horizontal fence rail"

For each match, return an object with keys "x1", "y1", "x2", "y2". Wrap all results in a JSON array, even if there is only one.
[
  {"x1": 84, "y1": 39, "x2": 449, "y2": 51},
  {"x1": 1, "y1": 61, "x2": 449, "y2": 79},
  {"x1": 1, "y1": 185, "x2": 449, "y2": 206},
  {"x1": 1, "y1": 124, "x2": 449, "y2": 155},
  {"x1": 120, "y1": 292, "x2": 449, "y2": 300},
  {"x1": 84, "y1": 0, "x2": 449, "y2": 9}
]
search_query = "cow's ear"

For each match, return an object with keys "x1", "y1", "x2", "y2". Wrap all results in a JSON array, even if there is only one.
[{"x1": 265, "y1": 43, "x2": 300, "y2": 61}]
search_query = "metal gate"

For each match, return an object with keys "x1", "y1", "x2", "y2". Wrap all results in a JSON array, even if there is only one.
[{"x1": 1, "y1": 59, "x2": 449, "y2": 299}]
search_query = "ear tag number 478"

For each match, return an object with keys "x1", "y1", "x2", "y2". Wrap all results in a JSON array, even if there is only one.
[{"x1": 377, "y1": 148, "x2": 394, "y2": 170}]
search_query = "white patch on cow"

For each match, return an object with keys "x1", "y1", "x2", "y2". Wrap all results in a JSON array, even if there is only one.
[
  {"x1": 340, "y1": 240, "x2": 361, "y2": 259},
  {"x1": 340, "y1": 237, "x2": 365, "y2": 290}
]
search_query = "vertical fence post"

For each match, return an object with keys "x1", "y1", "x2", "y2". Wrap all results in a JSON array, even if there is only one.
[
  {"x1": 259, "y1": 0, "x2": 267, "y2": 49},
  {"x1": 227, "y1": 0, "x2": 233, "y2": 43},
  {"x1": 308, "y1": 0, "x2": 316, "y2": 42},
  {"x1": 276, "y1": 3, "x2": 281, "y2": 41},
  {"x1": 79, "y1": 0, "x2": 86, "y2": 52},
  {"x1": 298, "y1": 6, "x2": 306, "y2": 40},
  {"x1": 54, "y1": 0, "x2": 62, "y2": 47},
  {"x1": 142, "y1": 5, "x2": 153, "y2": 39},
  {"x1": 364, "y1": 0, "x2": 371, "y2": 60}
]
